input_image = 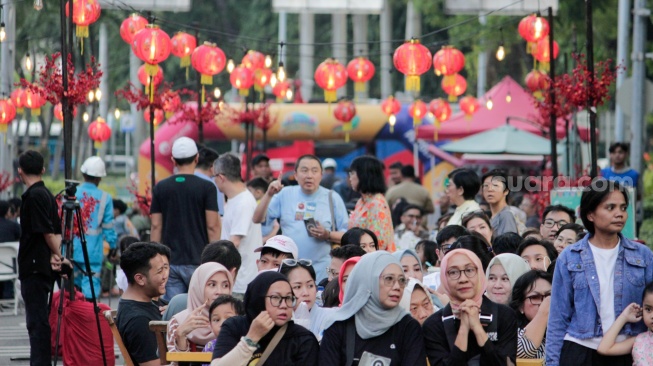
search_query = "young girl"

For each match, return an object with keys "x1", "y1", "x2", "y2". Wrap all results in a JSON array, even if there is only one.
[
  {"x1": 203, "y1": 295, "x2": 244, "y2": 356},
  {"x1": 598, "y1": 282, "x2": 653, "y2": 365}
]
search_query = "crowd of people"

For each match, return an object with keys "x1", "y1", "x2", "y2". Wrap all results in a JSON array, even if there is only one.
[{"x1": 8, "y1": 139, "x2": 653, "y2": 366}]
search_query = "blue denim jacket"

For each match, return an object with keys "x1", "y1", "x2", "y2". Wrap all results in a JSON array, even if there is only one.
[{"x1": 545, "y1": 233, "x2": 653, "y2": 366}]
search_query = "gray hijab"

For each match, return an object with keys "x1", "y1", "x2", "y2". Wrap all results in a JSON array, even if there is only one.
[
  {"x1": 323, "y1": 251, "x2": 408, "y2": 339},
  {"x1": 393, "y1": 249, "x2": 424, "y2": 274}
]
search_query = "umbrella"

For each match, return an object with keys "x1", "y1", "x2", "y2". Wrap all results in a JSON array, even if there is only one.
[{"x1": 439, "y1": 124, "x2": 555, "y2": 155}]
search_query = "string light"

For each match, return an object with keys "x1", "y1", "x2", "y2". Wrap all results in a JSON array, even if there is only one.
[
  {"x1": 486, "y1": 97, "x2": 494, "y2": 110},
  {"x1": 226, "y1": 59, "x2": 235, "y2": 73},
  {"x1": 114, "y1": 109, "x2": 121, "y2": 119},
  {"x1": 285, "y1": 89, "x2": 293, "y2": 101},
  {"x1": 83, "y1": 112, "x2": 89, "y2": 122},
  {"x1": 0, "y1": 23, "x2": 5, "y2": 43},
  {"x1": 94, "y1": 88, "x2": 102, "y2": 101},
  {"x1": 270, "y1": 73, "x2": 278, "y2": 87},
  {"x1": 213, "y1": 87, "x2": 221, "y2": 99},
  {"x1": 277, "y1": 61, "x2": 286, "y2": 82},
  {"x1": 33, "y1": 0, "x2": 43, "y2": 10},
  {"x1": 506, "y1": 92, "x2": 512, "y2": 103},
  {"x1": 87, "y1": 90, "x2": 95, "y2": 102},
  {"x1": 264, "y1": 54, "x2": 272, "y2": 68},
  {"x1": 495, "y1": 45, "x2": 505, "y2": 61},
  {"x1": 389, "y1": 115, "x2": 397, "y2": 129},
  {"x1": 25, "y1": 52, "x2": 33, "y2": 71}
]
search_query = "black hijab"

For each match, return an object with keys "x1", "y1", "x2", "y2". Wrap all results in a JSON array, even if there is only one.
[{"x1": 244, "y1": 271, "x2": 289, "y2": 323}]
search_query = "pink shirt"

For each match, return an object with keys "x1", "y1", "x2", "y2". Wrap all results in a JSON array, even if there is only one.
[{"x1": 348, "y1": 193, "x2": 395, "y2": 251}]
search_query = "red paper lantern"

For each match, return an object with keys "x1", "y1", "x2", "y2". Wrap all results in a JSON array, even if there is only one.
[
  {"x1": 432, "y1": 46, "x2": 465, "y2": 77},
  {"x1": 241, "y1": 50, "x2": 266, "y2": 71},
  {"x1": 428, "y1": 98, "x2": 451, "y2": 140},
  {"x1": 131, "y1": 24, "x2": 171, "y2": 78},
  {"x1": 333, "y1": 100, "x2": 356, "y2": 142},
  {"x1": 191, "y1": 42, "x2": 227, "y2": 85},
  {"x1": 0, "y1": 99, "x2": 16, "y2": 132},
  {"x1": 393, "y1": 39, "x2": 432, "y2": 92},
  {"x1": 88, "y1": 116, "x2": 111, "y2": 149},
  {"x1": 272, "y1": 80, "x2": 291, "y2": 102},
  {"x1": 23, "y1": 89, "x2": 46, "y2": 116},
  {"x1": 525, "y1": 70, "x2": 550, "y2": 99},
  {"x1": 119, "y1": 13, "x2": 148, "y2": 45},
  {"x1": 460, "y1": 96, "x2": 480, "y2": 119},
  {"x1": 230, "y1": 65, "x2": 254, "y2": 96},
  {"x1": 10, "y1": 89, "x2": 25, "y2": 113},
  {"x1": 170, "y1": 32, "x2": 197, "y2": 68},
  {"x1": 65, "y1": 0, "x2": 101, "y2": 39},
  {"x1": 314, "y1": 58, "x2": 348, "y2": 103},
  {"x1": 254, "y1": 68, "x2": 273, "y2": 92},
  {"x1": 518, "y1": 14, "x2": 550, "y2": 53},
  {"x1": 347, "y1": 57, "x2": 375, "y2": 92},
  {"x1": 144, "y1": 107, "x2": 165, "y2": 126},
  {"x1": 408, "y1": 100, "x2": 427, "y2": 127},
  {"x1": 380, "y1": 96, "x2": 402, "y2": 133},
  {"x1": 533, "y1": 37, "x2": 559, "y2": 71},
  {"x1": 441, "y1": 74, "x2": 467, "y2": 102},
  {"x1": 53, "y1": 103, "x2": 78, "y2": 121},
  {"x1": 138, "y1": 64, "x2": 164, "y2": 92}
]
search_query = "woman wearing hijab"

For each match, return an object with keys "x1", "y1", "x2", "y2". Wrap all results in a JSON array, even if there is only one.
[
  {"x1": 319, "y1": 251, "x2": 427, "y2": 366},
  {"x1": 167, "y1": 262, "x2": 234, "y2": 353},
  {"x1": 400, "y1": 278, "x2": 437, "y2": 325},
  {"x1": 423, "y1": 249, "x2": 518, "y2": 365},
  {"x1": 211, "y1": 271, "x2": 318, "y2": 366},
  {"x1": 395, "y1": 249, "x2": 447, "y2": 309},
  {"x1": 485, "y1": 253, "x2": 531, "y2": 305}
]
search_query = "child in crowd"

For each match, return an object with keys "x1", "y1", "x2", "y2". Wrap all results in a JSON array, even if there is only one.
[
  {"x1": 247, "y1": 178, "x2": 280, "y2": 242},
  {"x1": 598, "y1": 282, "x2": 653, "y2": 365},
  {"x1": 254, "y1": 235, "x2": 298, "y2": 272},
  {"x1": 202, "y1": 295, "x2": 244, "y2": 365}
]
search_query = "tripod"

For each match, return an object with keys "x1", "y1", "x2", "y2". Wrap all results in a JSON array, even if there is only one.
[{"x1": 52, "y1": 180, "x2": 108, "y2": 366}]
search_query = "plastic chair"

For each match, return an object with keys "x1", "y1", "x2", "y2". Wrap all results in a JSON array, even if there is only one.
[{"x1": 0, "y1": 243, "x2": 20, "y2": 316}]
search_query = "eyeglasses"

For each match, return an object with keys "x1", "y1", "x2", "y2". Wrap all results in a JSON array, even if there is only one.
[
  {"x1": 380, "y1": 275, "x2": 408, "y2": 288},
  {"x1": 282, "y1": 259, "x2": 313, "y2": 267},
  {"x1": 526, "y1": 293, "x2": 551, "y2": 305},
  {"x1": 446, "y1": 266, "x2": 478, "y2": 280},
  {"x1": 266, "y1": 295, "x2": 297, "y2": 307},
  {"x1": 543, "y1": 219, "x2": 569, "y2": 228},
  {"x1": 441, "y1": 244, "x2": 454, "y2": 255},
  {"x1": 326, "y1": 267, "x2": 339, "y2": 277}
]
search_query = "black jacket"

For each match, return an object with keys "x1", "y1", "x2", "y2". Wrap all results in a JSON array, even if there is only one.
[{"x1": 423, "y1": 296, "x2": 518, "y2": 366}]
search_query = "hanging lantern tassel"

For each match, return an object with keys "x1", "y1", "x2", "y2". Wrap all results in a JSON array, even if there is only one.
[
  {"x1": 324, "y1": 90, "x2": 336, "y2": 103},
  {"x1": 31, "y1": 108, "x2": 41, "y2": 117},
  {"x1": 77, "y1": 25, "x2": 89, "y2": 39},
  {"x1": 405, "y1": 76, "x2": 420, "y2": 92},
  {"x1": 148, "y1": 77, "x2": 155, "y2": 103},
  {"x1": 0, "y1": 124, "x2": 7, "y2": 133},
  {"x1": 94, "y1": 141, "x2": 102, "y2": 150},
  {"x1": 413, "y1": 116, "x2": 422, "y2": 128},
  {"x1": 239, "y1": 88, "x2": 249, "y2": 97},
  {"x1": 354, "y1": 81, "x2": 366, "y2": 93},
  {"x1": 434, "y1": 119, "x2": 440, "y2": 141},
  {"x1": 180, "y1": 55, "x2": 191, "y2": 68},
  {"x1": 201, "y1": 86, "x2": 206, "y2": 104},
  {"x1": 538, "y1": 61, "x2": 550, "y2": 73},
  {"x1": 201, "y1": 73, "x2": 213, "y2": 85},
  {"x1": 343, "y1": 122, "x2": 352, "y2": 143}
]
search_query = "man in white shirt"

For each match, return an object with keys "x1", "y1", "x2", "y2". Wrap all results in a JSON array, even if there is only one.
[{"x1": 213, "y1": 153, "x2": 262, "y2": 296}]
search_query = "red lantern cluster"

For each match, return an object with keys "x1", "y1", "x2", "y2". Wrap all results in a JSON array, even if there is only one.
[
  {"x1": 171, "y1": 32, "x2": 197, "y2": 68},
  {"x1": 66, "y1": 0, "x2": 101, "y2": 39},
  {"x1": 0, "y1": 99, "x2": 16, "y2": 132},
  {"x1": 88, "y1": 116, "x2": 111, "y2": 149},
  {"x1": 393, "y1": 39, "x2": 432, "y2": 92},
  {"x1": 408, "y1": 100, "x2": 427, "y2": 127},
  {"x1": 525, "y1": 70, "x2": 549, "y2": 99},
  {"x1": 191, "y1": 42, "x2": 227, "y2": 86},
  {"x1": 381, "y1": 96, "x2": 402, "y2": 133},
  {"x1": 441, "y1": 74, "x2": 467, "y2": 102},
  {"x1": 347, "y1": 57, "x2": 375, "y2": 92},
  {"x1": 518, "y1": 14, "x2": 550, "y2": 54},
  {"x1": 459, "y1": 96, "x2": 480, "y2": 119},
  {"x1": 120, "y1": 14, "x2": 148, "y2": 44},
  {"x1": 333, "y1": 100, "x2": 356, "y2": 142},
  {"x1": 230, "y1": 65, "x2": 254, "y2": 96},
  {"x1": 314, "y1": 58, "x2": 348, "y2": 103}
]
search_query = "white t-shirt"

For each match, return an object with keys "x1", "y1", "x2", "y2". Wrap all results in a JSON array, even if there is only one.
[
  {"x1": 221, "y1": 190, "x2": 262, "y2": 294},
  {"x1": 565, "y1": 239, "x2": 625, "y2": 349}
]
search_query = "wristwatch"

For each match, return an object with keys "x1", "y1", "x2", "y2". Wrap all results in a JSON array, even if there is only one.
[{"x1": 241, "y1": 336, "x2": 259, "y2": 348}]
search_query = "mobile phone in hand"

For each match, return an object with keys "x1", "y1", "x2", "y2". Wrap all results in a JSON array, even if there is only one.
[{"x1": 304, "y1": 218, "x2": 317, "y2": 236}]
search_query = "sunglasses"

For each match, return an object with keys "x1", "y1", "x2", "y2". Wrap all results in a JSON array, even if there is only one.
[{"x1": 280, "y1": 258, "x2": 313, "y2": 268}]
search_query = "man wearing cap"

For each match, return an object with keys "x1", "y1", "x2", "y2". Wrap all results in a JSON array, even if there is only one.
[
  {"x1": 319, "y1": 158, "x2": 340, "y2": 189},
  {"x1": 252, "y1": 154, "x2": 273, "y2": 183},
  {"x1": 75, "y1": 156, "x2": 117, "y2": 300},
  {"x1": 150, "y1": 137, "x2": 221, "y2": 300},
  {"x1": 253, "y1": 154, "x2": 349, "y2": 282},
  {"x1": 212, "y1": 153, "x2": 262, "y2": 296},
  {"x1": 254, "y1": 235, "x2": 298, "y2": 272}
]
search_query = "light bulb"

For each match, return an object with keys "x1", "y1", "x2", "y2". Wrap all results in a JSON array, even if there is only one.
[
  {"x1": 33, "y1": 0, "x2": 43, "y2": 10},
  {"x1": 83, "y1": 112, "x2": 89, "y2": 122},
  {"x1": 496, "y1": 45, "x2": 505, "y2": 61},
  {"x1": 25, "y1": 53, "x2": 33, "y2": 71},
  {"x1": 87, "y1": 90, "x2": 95, "y2": 102},
  {"x1": 114, "y1": 109, "x2": 121, "y2": 119},
  {"x1": 213, "y1": 87, "x2": 221, "y2": 99},
  {"x1": 486, "y1": 98, "x2": 494, "y2": 110},
  {"x1": 506, "y1": 93, "x2": 512, "y2": 103},
  {"x1": 277, "y1": 63, "x2": 286, "y2": 82},
  {"x1": 389, "y1": 115, "x2": 396, "y2": 126},
  {"x1": 270, "y1": 73, "x2": 278, "y2": 87},
  {"x1": 226, "y1": 59, "x2": 235, "y2": 73},
  {"x1": 285, "y1": 89, "x2": 293, "y2": 101},
  {"x1": 264, "y1": 55, "x2": 272, "y2": 68},
  {"x1": 0, "y1": 23, "x2": 5, "y2": 42},
  {"x1": 95, "y1": 88, "x2": 102, "y2": 101},
  {"x1": 218, "y1": 101, "x2": 225, "y2": 110}
]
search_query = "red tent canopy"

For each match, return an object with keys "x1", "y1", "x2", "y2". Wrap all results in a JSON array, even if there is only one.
[{"x1": 416, "y1": 76, "x2": 592, "y2": 142}]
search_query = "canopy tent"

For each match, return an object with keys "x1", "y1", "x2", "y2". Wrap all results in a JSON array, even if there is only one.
[
  {"x1": 439, "y1": 124, "x2": 554, "y2": 155},
  {"x1": 416, "y1": 76, "x2": 592, "y2": 142}
]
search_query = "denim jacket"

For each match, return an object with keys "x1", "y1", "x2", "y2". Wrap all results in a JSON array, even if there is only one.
[{"x1": 545, "y1": 233, "x2": 653, "y2": 366}]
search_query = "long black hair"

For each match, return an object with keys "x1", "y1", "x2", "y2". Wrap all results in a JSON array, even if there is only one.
[{"x1": 509, "y1": 270, "x2": 553, "y2": 326}]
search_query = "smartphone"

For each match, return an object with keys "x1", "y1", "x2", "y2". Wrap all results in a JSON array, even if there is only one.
[{"x1": 304, "y1": 218, "x2": 317, "y2": 236}]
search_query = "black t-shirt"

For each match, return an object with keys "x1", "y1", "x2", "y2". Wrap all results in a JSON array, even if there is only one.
[
  {"x1": 116, "y1": 298, "x2": 161, "y2": 364},
  {"x1": 150, "y1": 174, "x2": 218, "y2": 265},
  {"x1": 318, "y1": 314, "x2": 427, "y2": 366},
  {"x1": 18, "y1": 181, "x2": 61, "y2": 279},
  {"x1": 0, "y1": 218, "x2": 20, "y2": 242}
]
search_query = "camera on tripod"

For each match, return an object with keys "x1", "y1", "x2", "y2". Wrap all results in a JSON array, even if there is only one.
[{"x1": 64, "y1": 179, "x2": 81, "y2": 199}]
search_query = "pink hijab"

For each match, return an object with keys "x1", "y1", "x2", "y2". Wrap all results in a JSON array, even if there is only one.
[
  {"x1": 173, "y1": 262, "x2": 233, "y2": 345},
  {"x1": 338, "y1": 256, "x2": 362, "y2": 305},
  {"x1": 439, "y1": 249, "x2": 487, "y2": 314}
]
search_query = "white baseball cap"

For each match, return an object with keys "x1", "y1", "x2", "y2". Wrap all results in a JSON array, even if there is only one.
[
  {"x1": 80, "y1": 156, "x2": 106, "y2": 177},
  {"x1": 254, "y1": 235, "x2": 299, "y2": 259},
  {"x1": 171, "y1": 137, "x2": 198, "y2": 159},
  {"x1": 323, "y1": 158, "x2": 337, "y2": 169}
]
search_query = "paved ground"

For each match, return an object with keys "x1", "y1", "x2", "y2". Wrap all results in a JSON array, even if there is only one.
[{"x1": 0, "y1": 295, "x2": 127, "y2": 366}]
